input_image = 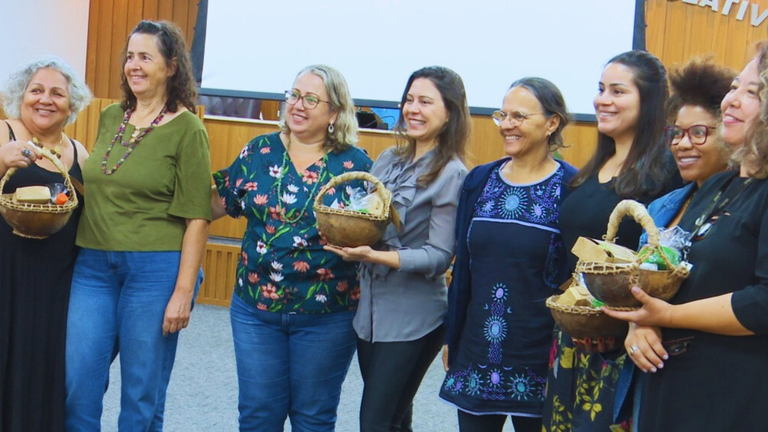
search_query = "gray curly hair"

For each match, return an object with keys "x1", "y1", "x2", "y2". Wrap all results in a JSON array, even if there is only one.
[{"x1": 2, "y1": 55, "x2": 92, "y2": 125}]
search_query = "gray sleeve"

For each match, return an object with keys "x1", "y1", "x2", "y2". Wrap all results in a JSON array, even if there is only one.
[{"x1": 397, "y1": 162, "x2": 467, "y2": 278}]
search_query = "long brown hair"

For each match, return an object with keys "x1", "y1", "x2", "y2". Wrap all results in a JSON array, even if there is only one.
[
  {"x1": 735, "y1": 42, "x2": 768, "y2": 178},
  {"x1": 571, "y1": 50, "x2": 675, "y2": 198},
  {"x1": 120, "y1": 20, "x2": 197, "y2": 113},
  {"x1": 393, "y1": 66, "x2": 470, "y2": 186}
]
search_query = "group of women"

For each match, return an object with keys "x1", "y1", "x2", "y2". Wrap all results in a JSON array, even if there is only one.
[{"x1": 2, "y1": 17, "x2": 768, "y2": 432}]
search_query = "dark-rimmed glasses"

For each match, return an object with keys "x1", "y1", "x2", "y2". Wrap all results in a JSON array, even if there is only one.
[
  {"x1": 284, "y1": 91, "x2": 329, "y2": 110},
  {"x1": 665, "y1": 125, "x2": 717, "y2": 146},
  {"x1": 491, "y1": 110, "x2": 544, "y2": 127}
]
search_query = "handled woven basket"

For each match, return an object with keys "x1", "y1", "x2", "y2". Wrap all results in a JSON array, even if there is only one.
[
  {"x1": 313, "y1": 171, "x2": 399, "y2": 247},
  {"x1": 545, "y1": 284, "x2": 628, "y2": 340},
  {"x1": 575, "y1": 199, "x2": 690, "y2": 310},
  {"x1": 0, "y1": 146, "x2": 79, "y2": 239}
]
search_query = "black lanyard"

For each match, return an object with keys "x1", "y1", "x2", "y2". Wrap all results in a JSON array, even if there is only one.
[{"x1": 686, "y1": 172, "x2": 753, "y2": 250}]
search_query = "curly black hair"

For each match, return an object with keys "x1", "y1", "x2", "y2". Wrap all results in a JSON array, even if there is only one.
[{"x1": 667, "y1": 58, "x2": 735, "y2": 122}]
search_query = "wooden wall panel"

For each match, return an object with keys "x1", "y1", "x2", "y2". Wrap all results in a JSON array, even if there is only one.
[
  {"x1": 85, "y1": 0, "x2": 199, "y2": 101},
  {"x1": 199, "y1": 242, "x2": 240, "y2": 307}
]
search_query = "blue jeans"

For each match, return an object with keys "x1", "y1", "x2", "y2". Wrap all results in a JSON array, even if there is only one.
[
  {"x1": 65, "y1": 248, "x2": 201, "y2": 432},
  {"x1": 230, "y1": 294, "x2": 356, "y2": 432}
]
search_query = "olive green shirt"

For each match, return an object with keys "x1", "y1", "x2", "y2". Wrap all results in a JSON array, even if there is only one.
[{"x1": 77, "y1": 104, "x2": 212, "y2": 251}]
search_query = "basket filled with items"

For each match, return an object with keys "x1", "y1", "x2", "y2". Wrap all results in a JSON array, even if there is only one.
[
  {"x1": 574, "y1": 199, "x2": 691, "y2": 310},
  {"x1": 0, "y1": 146, "x2": 78, "y2": 239},
  {"x1": 314, "y1": 171, "x2": 400, "y2": 247},
  {"x1": 546, "y1": 276, "x2": 629, "y2": 340}
]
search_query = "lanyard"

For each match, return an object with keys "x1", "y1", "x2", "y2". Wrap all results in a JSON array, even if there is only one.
[{"x1": 684, "y1": 172, "x2": 753, "y2": 256}]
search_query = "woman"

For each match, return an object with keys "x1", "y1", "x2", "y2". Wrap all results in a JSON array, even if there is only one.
[
  {"x1": 213, "y1": 64, "x2": 372, "y2": 431},
  {"x1": 439, "y1": 77, "x2": 577, "y2": 432},
  {"x1": 0, "y1": 56, "x2": 90, "y2": 432},
  {"x1": 326, "y1": 66, "x2": 469, "y2": 431},
  {"x1": 604, "y1": 46, "x2": 768, "y2": 431},
  {"x1": 65, "y1": 21, "x2": 212, "y2": 431},
  {"x1": 542, "y1": 50, "x2": 682, "y2": 432},
  {"x1": 613, "y1": 58, "x2": 735, "y2": 427}
]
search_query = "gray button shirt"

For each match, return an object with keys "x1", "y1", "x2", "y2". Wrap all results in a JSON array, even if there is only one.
[{"x1": 354, "y1": 148, "x2": 468, "y2": 342}]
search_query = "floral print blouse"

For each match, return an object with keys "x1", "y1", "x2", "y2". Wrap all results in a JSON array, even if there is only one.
[{"x1": 213, "y1": 132, "x2": 373, "y2": 314}]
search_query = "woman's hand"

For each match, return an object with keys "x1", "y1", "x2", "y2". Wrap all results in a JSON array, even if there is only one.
[
  {"x1": 163, "y1": 289, "x2": 194, "y2": 336},
  {"x1": 324, "y1": 245, "x2": 375, "y2": 262},
  {"x1": 625, "y1": 323, "x2": 667, "y2": 373},
  {"x1": 0, "y1": 141, "x2": 41, "y2": 172},
  {"x1": 602, "y1": 286, "x2": 674, "y2": 328}
]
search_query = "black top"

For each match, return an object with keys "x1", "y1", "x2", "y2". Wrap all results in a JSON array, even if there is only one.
[
  {"x1": 639, "y1": 171, "x2": 768, "y2": 431},
  {"x1": 559, "y1": 171, "x2": 684, "y2": 273}
]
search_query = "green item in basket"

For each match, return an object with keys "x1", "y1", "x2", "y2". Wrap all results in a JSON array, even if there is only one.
[
  {"x1": 642, "y1": 245, "x2": 680, "y2": 271},
  {"x1": 591, "y1": 297, "x2": 606, "y2": 308}
]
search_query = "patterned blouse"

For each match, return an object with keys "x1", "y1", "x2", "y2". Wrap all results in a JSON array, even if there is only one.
[{"x1": 214, "y1": 132, "x2": 373, "y2": 314}]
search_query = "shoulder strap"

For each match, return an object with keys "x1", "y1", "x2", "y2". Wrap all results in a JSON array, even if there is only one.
[{"x1": 3, "y1": 120, "x2": 16, "y2": 141}]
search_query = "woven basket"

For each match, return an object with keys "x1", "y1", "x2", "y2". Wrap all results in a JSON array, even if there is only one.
[
  {"x1": 313, "y1": 171, "x2": 399, "y2": 247},
  {"x1": 0, "y1": 147, "x2": 78, "y2": 239},
  {"x1": 576, "y1": 200, "x2": 690, "y2": 310},
  {"x1": 546, "y1": 291, "x2": 628, "y2": 340}
]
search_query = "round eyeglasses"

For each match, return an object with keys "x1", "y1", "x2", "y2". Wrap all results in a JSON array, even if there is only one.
[
  {"x1": 284, "y1": 91, "x2": 329, "y2": 110},
  {"x1": 665, "y1": 125, "x2": 717, "y2": 146},
  {"x1": 491, "y1": 110, "x2": 544, "y2": 127}
]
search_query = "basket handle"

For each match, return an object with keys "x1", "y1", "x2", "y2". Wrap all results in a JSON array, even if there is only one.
[
  {"x1": 314, "y1": 170, "x2": 392, "y2": 212},
  {"x1": 0, "y1": 145, "x2": 76, "y2": 200},
  {"x1": 605, "y1": 199, "x2": 660, "y2": 246}
]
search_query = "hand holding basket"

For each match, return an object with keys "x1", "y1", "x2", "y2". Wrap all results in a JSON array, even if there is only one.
[
  {"x1": 0, "y1": 146, "x2": 79, "y2": 239},
  {"x1": 314, "y1": 171, "x2": 400, "y2": 247}
]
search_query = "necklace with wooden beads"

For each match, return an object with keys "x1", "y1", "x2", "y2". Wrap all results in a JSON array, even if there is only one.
[
  {"x1": 31, "y1": 134, "x2": 64, "y2": 159},
  {"x1": 274, "y1": 145, "x2": 328, "y2": 224},
  {"x1": 102, "y1": 107, "x2": 167, "y2": 175}
]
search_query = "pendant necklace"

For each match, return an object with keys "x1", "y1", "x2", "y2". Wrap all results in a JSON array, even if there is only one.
[{"x1": 274, "y1": 143, "x2": 328, "y2": 224}]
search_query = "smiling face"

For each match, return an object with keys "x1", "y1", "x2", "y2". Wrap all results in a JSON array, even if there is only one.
[
  {"x1": 284, "y1": 72, "x2": 337, "y2": 143},
  {"x1": 20, "y1": 68, "x2": 72, "y2": 133},
  {"x1": 498, "y1": 86, "x2": 557, "y2": 159},
  {"x1": 720, "y1": 58, "x2": 761, "y2": 148},
  {"x1": 594, "y1": 62, "x2": 641, "y2": 142},
  {"x1": 671, "y1": 105, "x2": 728, "y2": 186},
  {"x1": 401, "y1": 77, "x2": 449, "y2": 147},
  {"x1": 124, "y1": 32, "x2": 175, "y2": 101}
]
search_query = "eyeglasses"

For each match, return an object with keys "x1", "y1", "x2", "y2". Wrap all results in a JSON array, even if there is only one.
[
  {"x1": 665, "y1": 125, "x2": 717, "y2": 146},
  {"x1": 284, "y1": 91, "x2": 329, "y2": 110},
  {"x1": 491, "y1": 110, "x2": 544, "y2": 127}
]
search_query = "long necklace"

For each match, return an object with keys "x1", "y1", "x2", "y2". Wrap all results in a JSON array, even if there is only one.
[
  {"x1": 102, "y1": 106, "x2": 167, "y2": 175},
  {"x1": 31, "y1": 134, "x2": 64, "y2": 159},
  {"x1": 274, "y1": 146, "x2": 328, "y2": 224}
]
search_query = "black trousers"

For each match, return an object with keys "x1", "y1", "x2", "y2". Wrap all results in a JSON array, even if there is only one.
[
  {"x1": 458, "y1": 410, "x2": 541, "y2": 432},
  {"x1": 457, "y1": 410, "x2": 542, "y2": 432},
  {"x1": 357, "y1": 325, "x2": 445, "y2": 432}
]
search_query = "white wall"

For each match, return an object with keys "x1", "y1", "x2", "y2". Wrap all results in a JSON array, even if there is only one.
[
  {"x1": 0, "y1": 0, "x2": 90, "y2": 88},
  {"x1": 201, "y1": 0, "x2": 637, "y2": 116}
]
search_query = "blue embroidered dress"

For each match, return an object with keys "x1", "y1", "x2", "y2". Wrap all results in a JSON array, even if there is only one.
[
  {"x1": 440, "y1": 162, "x2": 571, "y2": 416},
  {"x1": 213, "y1": 132, "x2": 373, "y2": 314}
]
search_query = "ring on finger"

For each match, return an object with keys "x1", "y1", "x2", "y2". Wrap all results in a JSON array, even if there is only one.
[
  {"x1": 629, "y1": 345, "x2": 640, "y2": 356},
  {"x1": 21, "y1": 149, "x2": 32, "y2": 158}
]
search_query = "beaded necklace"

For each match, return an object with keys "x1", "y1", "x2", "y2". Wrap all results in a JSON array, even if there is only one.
[
  {"x1": 31, "y1": 134, "x2": 64, "y2": 159},
  {"x1": 274, "y1": 145, "x2": 328, "y2": 224},
  {"x1": 102, "y1": 107, "x2": 167, "y2": 175}
]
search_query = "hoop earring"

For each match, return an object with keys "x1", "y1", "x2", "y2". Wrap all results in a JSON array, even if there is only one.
[{"x1": 328, "y1": 123, "x2": 335, "y2": 133}]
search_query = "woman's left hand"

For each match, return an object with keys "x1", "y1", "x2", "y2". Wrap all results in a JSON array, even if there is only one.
[
  {"x1": 163, "y1": 290, "x2": 194, "y2": 336},
  {"x1": 602, "y1": 286, "x2": 674, "y2": 327},
  {"x1": 324, "y1": 245, "x2": 375, "y2": 263}
]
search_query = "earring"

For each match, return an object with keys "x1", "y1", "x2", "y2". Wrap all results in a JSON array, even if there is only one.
[{"x1": 328, "y1": 123, "x2": 335, "y2": 133}]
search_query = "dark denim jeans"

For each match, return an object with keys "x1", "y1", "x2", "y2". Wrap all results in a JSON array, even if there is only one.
[
  {"x1": 65, "y1": 248, "x2": 201, "y2": 432},
  {"x1": 229, "y1": 294, "x2": 356, "y2": 432}
]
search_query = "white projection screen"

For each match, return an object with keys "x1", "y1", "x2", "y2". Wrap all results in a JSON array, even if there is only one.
[{"x1": 201, "y1": 0, "x2": 640, "y2": 118}]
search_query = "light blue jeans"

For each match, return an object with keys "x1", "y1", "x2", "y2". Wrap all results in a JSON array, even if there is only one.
[
  {"x1": 230, "y1": 294, "x2": 356, "y2": 432},
  {"x1": 65, "y1": 248, "x2": 201, "y2": 432}
]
